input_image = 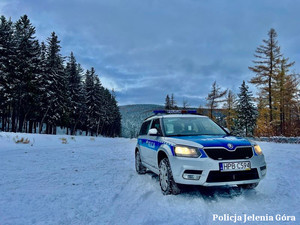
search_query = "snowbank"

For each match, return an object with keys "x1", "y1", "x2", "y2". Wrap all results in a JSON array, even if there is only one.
[
  {"x1": 0, "y1": 132, "x2": 299, "y2": 225},
  {"x1": 255, "y1": 136, "x2": 300, "y2": 144}
]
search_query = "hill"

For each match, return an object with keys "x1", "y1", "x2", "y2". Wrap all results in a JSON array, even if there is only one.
[{"x1": 119, "y1": 104, "x2": 164, "y2": 138}]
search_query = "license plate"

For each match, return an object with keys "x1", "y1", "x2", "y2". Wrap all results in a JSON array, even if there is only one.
[{"x1": 219, "y1": 161, "x2": 251, "y2": 172}]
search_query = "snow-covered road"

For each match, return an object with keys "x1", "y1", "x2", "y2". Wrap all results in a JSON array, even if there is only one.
[{"x1": 0, "y1": 133, "x2": 299, "y2": 225}]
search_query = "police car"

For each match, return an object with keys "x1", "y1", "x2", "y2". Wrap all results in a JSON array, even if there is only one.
[{"x1": 135, "y1": 110, "x2": 267, "y2": 195}]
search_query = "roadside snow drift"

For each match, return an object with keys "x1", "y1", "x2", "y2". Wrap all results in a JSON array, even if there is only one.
[{"x1": 0, "y1": 132, "x2": 299, "y2": 225}]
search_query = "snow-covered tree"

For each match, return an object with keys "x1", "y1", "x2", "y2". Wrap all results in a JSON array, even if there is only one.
[
  {"x1": 13, "y1": 15, "x2": 40, "y2": 132},
  {"x1": 0, "y1": 15, "x2": 121, "y2": 137},
  {"x1": 43, "y1": 31, "x2": 66, "y2": 134},
  {"x1": 0, "y1": 16, "x2": 14, "y2": 131},
  {"x1": 65, "y1": 52, "x2": 84, "y2": 135},
  {"x1": 234, "y1": 81, "x2": 257, "y2": 136}
]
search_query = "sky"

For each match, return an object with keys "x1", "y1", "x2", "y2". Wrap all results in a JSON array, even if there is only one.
[{"x1": 1, "y1": 0, "x2": 300, "y2": 107}]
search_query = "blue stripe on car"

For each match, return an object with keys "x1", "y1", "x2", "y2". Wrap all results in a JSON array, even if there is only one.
[{"x1": 138, "y1": 138, "x2": 207, "y2": 158}]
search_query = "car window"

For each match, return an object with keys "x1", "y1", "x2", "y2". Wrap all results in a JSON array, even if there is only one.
[
  {"x1": 139, "y1": 120, "x2": 151, "y2": 135},
  {"x1": 162, "y1": 117, "x2": 226, "y2": 136},
  {"x1": 150, "y1": 119, "x2": 162, "y2": 135}
]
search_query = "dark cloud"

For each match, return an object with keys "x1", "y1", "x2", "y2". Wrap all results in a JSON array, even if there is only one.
[{"x1": 1, "y1": 0, "x2": 299, "y2": 106}]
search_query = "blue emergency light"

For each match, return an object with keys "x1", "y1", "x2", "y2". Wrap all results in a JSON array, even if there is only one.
[{"x1": 153, "y1": 110, "x2": 198, "y2": 115}]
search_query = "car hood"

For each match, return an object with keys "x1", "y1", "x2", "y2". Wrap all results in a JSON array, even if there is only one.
[{"x1": 165, "y1": 135, "x2": 252, "y2": 149}]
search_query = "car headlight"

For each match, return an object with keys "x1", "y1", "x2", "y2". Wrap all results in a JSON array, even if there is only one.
[
  {"x1": 174, "y1": 145, "x2": 200, "y2": 158},
  {"x1": 254, "y1": 144, "x2": 263, "y2": 155}
]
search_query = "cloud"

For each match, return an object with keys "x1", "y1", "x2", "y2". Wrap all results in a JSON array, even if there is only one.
[{"x1": 1, "y1": 0, "x2": 300, "y2": 106}]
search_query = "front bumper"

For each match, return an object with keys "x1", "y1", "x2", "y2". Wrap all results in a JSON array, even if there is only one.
[{"x1": 169, "y1": 154, "x2": 267, "y2": 186}]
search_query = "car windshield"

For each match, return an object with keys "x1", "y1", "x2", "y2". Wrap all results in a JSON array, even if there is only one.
[{"x1": 162, "y1": 116, "x2": 227, "y2": 136}]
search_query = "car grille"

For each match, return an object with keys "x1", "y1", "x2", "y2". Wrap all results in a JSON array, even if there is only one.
[
  {"x1": 204, "y1": 147, "x2": 253, "y2": 160},
  {"x1": 206, "y1": 169, "x2": 259, "y2": 183}
]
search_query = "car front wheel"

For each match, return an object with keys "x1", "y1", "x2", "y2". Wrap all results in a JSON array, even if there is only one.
[
  {"x1": 159, "y1": 158, "x2": 180, "y2": 195},
  {"x1": 135, "y1": 150, "x2": 146, "y2": 174}
]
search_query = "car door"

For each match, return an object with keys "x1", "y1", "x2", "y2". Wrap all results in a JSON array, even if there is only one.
[
  {"x1": 146, "y1": 118, "x2": 163, "y2": 167},
  {"x1": 138, "y1": 120, "x2": 152, "y2": 165}
]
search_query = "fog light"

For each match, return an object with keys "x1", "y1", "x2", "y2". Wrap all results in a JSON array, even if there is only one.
[
  {"x1": 182, "y1": 173, "x2": 201, "y2": 180},
  {"x1": 260, "y1": 166, "x2": 267, "y2": 176}
]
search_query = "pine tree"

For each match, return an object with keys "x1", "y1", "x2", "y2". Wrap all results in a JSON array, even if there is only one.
[
  {"x1": 84, "y1": 68, "x2": 106, "y2": 136},
  {"x1": 234, "y1": 81, "x2": 257, "y2": 136},
  {"x1": 206, "y1": 81, "x2": 227, "y2": 119},
  {"x1": 165, "y1": 94, "x2": 171, "y2": 109},
  {"x1": 13, "y1": 15, "x2": 40, "y2": 132},
  {"x1": 37, "y1": 41, "x2": 49, "y2": 133},
  {"x1": 170, "y1": 93, "x2": 177, "y2": 109},
  {"x1": 93, "y1": 75, "x2": 105, "y2": 136},
  {"x1": 107, "y1": 90, "x2": 121, "y2": 137},
  {"x1": 65, "y1": 52, "x2": 84, "y2": 135},
  {"x1": 84, "y1": 69, "x2": 95, "y2": 135},
  {"x1": 43, "y1": 32, "x2": 66, "y2": 134},
  {"x1": 0, "y1": 16, "x2": 14, "y2": 131},
  {"x1": 249, "y1": 28, "x2": 282, "y2": 126},
  {"x1": 0, "y1": 14, "x2": 122, "y2": 137}
]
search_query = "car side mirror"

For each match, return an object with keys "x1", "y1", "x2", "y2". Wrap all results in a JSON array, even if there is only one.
[{"x1": 148, "y1": 128, "x2": 158, "y2": 136}]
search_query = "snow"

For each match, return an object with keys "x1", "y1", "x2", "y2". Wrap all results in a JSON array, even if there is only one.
[{"x1": 0, "y1": 132, "x2": 299, "y2": 225}]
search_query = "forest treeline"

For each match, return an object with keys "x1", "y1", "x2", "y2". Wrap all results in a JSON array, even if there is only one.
[
  {"x1": 165, "y1": 29, "x2": 300, "y2": 137},
  {"x1": 0, "y1": 15, "x2": 121, "y2": 137}
]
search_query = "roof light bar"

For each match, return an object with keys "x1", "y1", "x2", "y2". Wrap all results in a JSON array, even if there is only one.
[{"x1": 153, "y1": 110, "x2": 198, "y2": 115}]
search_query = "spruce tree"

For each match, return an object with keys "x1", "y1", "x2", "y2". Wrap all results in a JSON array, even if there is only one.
[
  {"x1": 170, "y1": 93, "x2": 177, "y2": 109},
  {"x1": 65, "y1": 52, "x2": 84, "y2": 135},
  {"x1": 165, "y1": 95, "x2": 171, "y2": 109},
  {"x1": 84, "y1": 69, "x2": 95, "y2": 135},
  {"x1": 109, "y1": 94, "x2": 121, "y2": 137},
  {"x1": 84, "y1": 67, "x2": 107, "y2": 136},
  {"x1": 37, "y1": 41, "x2": 49, "y2": 133},
  {"x1": 13, "y1": 15, "x2": 40, "y2": 132},
  {"x1": 234, "y1": 81, "x2": 257, "y2": 136},
  {"x1": 0, "y1": 14, "x2": 122, "y2": 137},
  {"x1": 0, "y1": 16, "x2": 14, "y2": 131},
  {"x1": 43, "y1": 32, "x2": 66, "y2": 134},
  {"x1": 93, "y1": 75, "x2": 105, "y2": 136}
]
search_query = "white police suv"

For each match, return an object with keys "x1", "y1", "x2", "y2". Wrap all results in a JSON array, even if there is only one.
[{"x1": 135, "y1": 110, "x2": 267, "y2": 195}]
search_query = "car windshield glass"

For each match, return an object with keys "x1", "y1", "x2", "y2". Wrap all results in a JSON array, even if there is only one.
[{"x1": 162, "y1": 117, "x2": 226, "y2": 136}]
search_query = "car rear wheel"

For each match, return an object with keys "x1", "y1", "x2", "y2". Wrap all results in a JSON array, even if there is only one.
[
  {"x1": 159, "y1": 158, "x2": 180, "y2": 195},
  {"x1": 238, "y1": 183, "x2": 258, "y2": 189},
  {"x1": 135, "y1": 150, "x2": 146, "y2": 174}
]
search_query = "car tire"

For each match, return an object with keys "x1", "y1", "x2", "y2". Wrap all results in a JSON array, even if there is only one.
[
  {"x1": 159, "y1": 158, "x2": 180, "y2": 195},
  {"x1": 238, "y1": 183, "x2": 258, "y2": 189},
  {"x1": 135, "y1": 150, "x2": 146, "y2": 174}
]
